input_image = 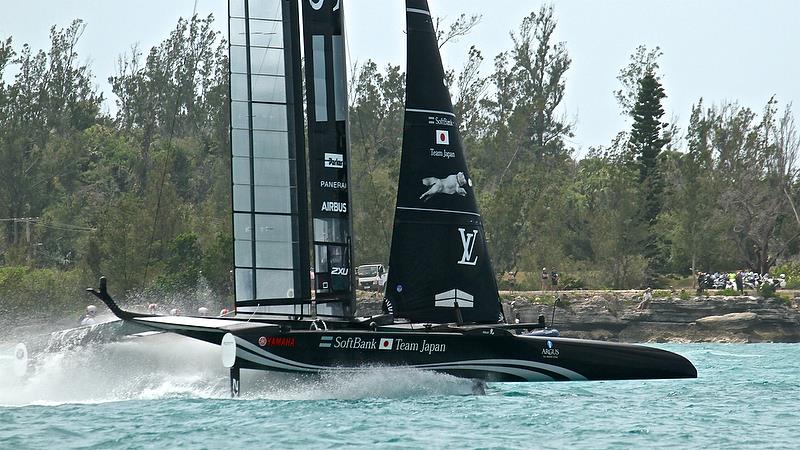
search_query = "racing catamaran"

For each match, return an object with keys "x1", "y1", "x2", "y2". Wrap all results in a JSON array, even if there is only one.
[{"x1": 88, "y1": 0, "x2": 696, "y2": 396}]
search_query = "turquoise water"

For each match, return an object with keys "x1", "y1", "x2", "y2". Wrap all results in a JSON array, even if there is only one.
[{"x1": 1, "y1": 338, "x2": 798, "y2": 449}]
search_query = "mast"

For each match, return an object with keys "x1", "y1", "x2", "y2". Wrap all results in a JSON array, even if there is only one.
[
  {"x1": 229, "y1": 0, "x2": 312, "y2": 317},
  {"x1": 384, "y1": 0, "x2": 504, "y2": 324},
  {"x1": 301, "y1": 0, "x2": 356, "y2": 318}
]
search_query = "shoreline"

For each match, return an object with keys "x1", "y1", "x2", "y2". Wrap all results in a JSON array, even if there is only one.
[
  {"x1": 4, "y1": 290, "x2": 798, "y2": 344},
  {"x1": 358, "y1": 290, "x2": 800, "y2": 343}
]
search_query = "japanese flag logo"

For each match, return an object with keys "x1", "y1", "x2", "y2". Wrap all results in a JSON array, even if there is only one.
[
  {"x1": 435, "y1": 130, "x2": 449, "y2": 145},
  {"x1": 379, "y1": 338, "x2": 394, "y2": 350}
]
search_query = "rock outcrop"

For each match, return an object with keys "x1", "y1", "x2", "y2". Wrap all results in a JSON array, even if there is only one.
[{"x1": 356, "y1": 290, "x2": 800, "y2": 343}]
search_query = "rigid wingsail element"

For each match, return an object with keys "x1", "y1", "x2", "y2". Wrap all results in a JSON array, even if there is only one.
[
  {"x1": 385, "y1": 0, "x2": 504, "y2": 324},
  {"x1": 229, "y1": 0, "x2": 313, "y2": 317},
  {"x1": 301, "y1": 0, "x2": 356, "y2": 317}
]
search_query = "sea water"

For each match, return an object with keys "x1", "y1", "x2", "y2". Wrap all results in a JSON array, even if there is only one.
[{"x1": 0, "y1": 337, "x2": 798, "y2": 449}]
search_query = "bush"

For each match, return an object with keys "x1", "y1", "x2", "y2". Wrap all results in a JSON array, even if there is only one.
[
  {"x1": 560, "y1": 274, "x2": 585, "y2": 290},
  {"x1": 771, "y1": 262, "x2": 799, "y2": 289},
  {"x1": 771, "y1": 262, "x2": 800, "y2": 278},
  {"x1": 0, "y1": 266, "x2": 86, "y2": 320},
  {"x1": 759, "y1": 282, "x2": 777, "y2": 299}
]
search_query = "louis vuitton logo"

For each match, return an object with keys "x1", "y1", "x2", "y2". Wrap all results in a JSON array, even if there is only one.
[{"x1": 457, "y1": 228, "x2": 478, "y2": 266}]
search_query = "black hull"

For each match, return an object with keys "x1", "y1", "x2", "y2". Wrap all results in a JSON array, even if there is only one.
[
  {"x1": 87, "y1": 279, "x2": 696, "y2": 383},
  {"x1": 221, "y1": 329, "x2": 696, "y2": 382}
]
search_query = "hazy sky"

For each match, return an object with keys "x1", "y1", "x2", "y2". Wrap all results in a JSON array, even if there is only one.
[{"x1": 2, "y1": 0, "x2": 798, "y2": 152}]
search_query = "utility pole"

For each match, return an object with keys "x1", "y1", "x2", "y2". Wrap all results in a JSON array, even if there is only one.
[{"x1": 0, "y1": 217, "x2": 39, "y2": 247}]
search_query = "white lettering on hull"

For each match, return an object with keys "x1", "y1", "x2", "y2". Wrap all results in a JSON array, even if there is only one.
[
  {"x1": 333, "y1": 336, "x2": 377, "y2": 350},
  {"x1": 395, "y1": 338, "x2": 446, "y2": 354}
]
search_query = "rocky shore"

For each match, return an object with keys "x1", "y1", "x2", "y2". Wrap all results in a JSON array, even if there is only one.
[{"x1": 356, "y1": 290, "x2": 800, "y2": 343}]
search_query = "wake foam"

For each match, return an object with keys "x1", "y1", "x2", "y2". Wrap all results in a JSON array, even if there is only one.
[
  {"x1": 1, "y1": 335, "x2": 479, "y2": 405},
  {"x1": 239, "y1": 367, "x2": 479, "y2": 400}
]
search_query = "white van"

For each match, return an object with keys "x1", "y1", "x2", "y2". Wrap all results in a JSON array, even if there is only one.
[{"x1": 356, "y1": 264, "x2": 387, "y2": 292}]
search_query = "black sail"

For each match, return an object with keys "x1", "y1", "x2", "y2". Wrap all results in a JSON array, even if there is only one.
[
  {"x1": 301, "y1": 0, "x2": 355, "y2": 318},
  {"x1": 385, "y1": 0, "x2": 504, "y2": 324}
]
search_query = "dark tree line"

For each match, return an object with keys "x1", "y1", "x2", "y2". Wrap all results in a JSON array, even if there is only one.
[{"x1": 1, "y1": 7, "x2": 799, "y2": 306}]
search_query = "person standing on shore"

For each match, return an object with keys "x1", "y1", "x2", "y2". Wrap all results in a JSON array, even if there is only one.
[
  {"x1": 541, "y1": 268, "x2": 549, "y2": 291},
  {"x1": 696, "y1": 271, "x2": 706, "y2": 295},
  {"x1": 637, "y1": 288, "x2": 653, "y2": 310},
  {"x1": 735, "y1": 270, "x2": 744, "y2": 294},
  {"x1": 550, "y1": 270, "x2": 559, "y2": 291}
]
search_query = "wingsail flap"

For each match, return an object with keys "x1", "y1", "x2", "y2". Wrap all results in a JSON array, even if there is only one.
[
  {"x1": 385, "y1": 0, "x2": 503, "y2": 324},
  {"x1": 301, "y1": 0, "x2": 356, "y2": 316}
]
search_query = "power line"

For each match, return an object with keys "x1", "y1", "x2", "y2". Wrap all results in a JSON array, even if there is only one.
[{"x1": 0, "y1": 217, "x2": 95, "y2": 232}]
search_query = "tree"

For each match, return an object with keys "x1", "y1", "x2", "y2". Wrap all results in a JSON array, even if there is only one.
[
  {"x1": 0, "y1": 21, "x2": 102, "y2": 256},
  {"x1": 627, "y1": 70, "x2": 669, "y2": 281},
  {"x1": 479, "y1": 5, "x2": 574, "y2": 278},
  {"x1": 630, "y1": 71, "x2": 669, "y2": 222},
  {"x1": 713, "y1": 99, "x2": 800, "y2": 273},
  {"x1": 615, "y1": 45, "x2": 662, "y2": 118},
  {"x1": 578, "y1": 138, "x2": 649, "y2": 288},
  {"x1": 660, "y1": 100, "x2": 723, "y2": 275},
  {"x1": 434, "y1": 13, "x2": 481, "y2": 49},
  {"x1": 348, "y1": 61, "x2": 405, "y2": 264}
]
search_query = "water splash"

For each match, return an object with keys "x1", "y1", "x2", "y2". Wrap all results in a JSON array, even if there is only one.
[
  {"x1": 239, "y1": 367, "x2": 479, "y2": 401},
  {"x1": 1, "y1": 334, "x2": 479, "y2": 406},
  {"x1": 124, "y1": 277, "x2": 224, "y2": 317},
  {"x1": 0, "y1": 334, "x2": 227, "y2": 406}
]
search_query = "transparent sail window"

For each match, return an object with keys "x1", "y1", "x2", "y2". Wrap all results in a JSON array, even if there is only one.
[
  {"x1": 232, "y1": 157, "x2": 251, "y2": 185},
  {"x1": 248, "y1": 0, "x2": 282, "y2": 21},
  {"x1": 233, "y1": 213, "x2": 254, "y2": 241},
  {"x1": 230, "y1": 18, "x2": 247, "y2": 46},
  {"x1": 249, "y1": 19, "x2": 283, "y2": 48},
  {"x1": 312, "y1": 35, "x2": 327, "y2": 122},
  {"x1": 231, "y1": 101, "x2": 250, "y2": 129},
  {"x1": 235, "y1": 268, "x2": 254, "y2": 301},
  {"x1": 254, "y1": 214, "x2": 292, "y2": 242},
  {"x1": 250, "y1": 47, "x2": 284, "y2": 77},
  {"x1": 234, "y1": 239, "x2": 253, "y2": 267},
  {"x1": 230, "y1": 46, "x2": 248, "y2": 74},
  {"x1": 255, "y1": 242, "x2": 294, "y2": 269},
  {"x1": 230, "y1": 0, "x2": 245, "y2": 18},
  {"x1": 315, "y1": 245, "x2": 328, "y2": 272},
  {"x1": 313, "y1": 218, "x2": 348, "y2": 243},
  {"x1": 254, "y1": 186, "x2": 292, "y2": 214},
  {"x1": 253, "y1": 130, "x2": 289, "y2": 159},
  {"x1": 233, "y1": 185, "x2": 252, "y2": 212},
  {"x1": 231, "y1": 73, "x2": 249, "y2": 102},
  {"x1": 332, "y1": 35, "x2": 347, "y2": 121},
  {"x1": 251, "y1": 103, "x2": 287, "y2": 131},
  {"x1": 256, "y1": 269, "x2": 295, "y2": 299},
  {"x1": 232, "y1": 129, "x2": 250, "y2": 157},
  {"x1": 251, "y1": 74, "x2": 286, "y2": 103},
  {"x1": 253, "y1": 157, "x2": 290, "y2": 186}
]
